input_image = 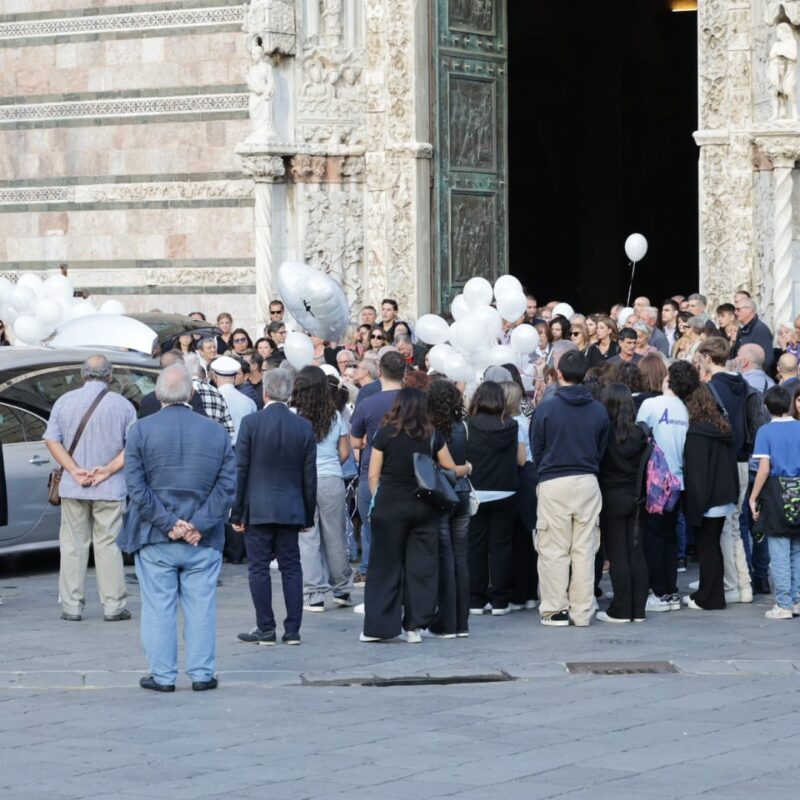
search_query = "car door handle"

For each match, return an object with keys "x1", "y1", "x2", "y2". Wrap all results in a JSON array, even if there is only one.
[{"x1": 29, "y1": 456, "x2": 50, "y2": 465}]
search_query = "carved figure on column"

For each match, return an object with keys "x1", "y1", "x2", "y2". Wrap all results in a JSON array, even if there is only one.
[
  {"x1": 768, "y1": 22, "x2": 799, "y2": 120},
  {"x1": 321, "y1": 0, "x2": 344, "y2": 46},
  {"x1": 246, "y1": 35, "x2": 279, "y2": 142}
]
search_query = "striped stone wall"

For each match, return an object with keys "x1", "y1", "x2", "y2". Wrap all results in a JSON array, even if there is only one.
[{"x1": 0, "y1": 0, "x2": 259, "y2": 329}]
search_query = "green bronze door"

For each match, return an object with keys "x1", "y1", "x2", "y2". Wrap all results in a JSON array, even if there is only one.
[{"x1": 434, "y1": 0, "x2": 508, "y2": 312}]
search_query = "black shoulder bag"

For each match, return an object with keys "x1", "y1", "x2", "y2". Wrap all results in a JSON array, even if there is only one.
[{"x1": 413, "y1": 433, "x2": 459, "y2": 513}]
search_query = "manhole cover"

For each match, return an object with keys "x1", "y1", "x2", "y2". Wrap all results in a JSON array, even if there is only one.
[
  {"x1": 302, "y1": 672, "x2": 515, "y2": 687},
  {"x1": 566, "y1": 661, "x2": 678, "y2": 676}
]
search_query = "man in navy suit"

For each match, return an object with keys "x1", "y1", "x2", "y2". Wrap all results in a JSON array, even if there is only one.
[
  {"x1": 232, "y1": 368, "x2": 317, "y2": 646},
  {"x1": 118, "y1": 365, "x2": 236, "y2": 692}
]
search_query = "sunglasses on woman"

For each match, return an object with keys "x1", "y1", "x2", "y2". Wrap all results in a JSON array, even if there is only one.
[
  {"x1": 370, "y1": 334, "x2": 385, "y2": 340},
  {"x1": 233, "y1": 337, "x2": 248, "y2": 344}
]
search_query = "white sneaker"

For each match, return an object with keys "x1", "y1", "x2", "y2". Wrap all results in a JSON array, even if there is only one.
[
  {"x1": 591, "y1": 597, "x2": 600, "y2": 611},
  {"x1": 765, "y1": 604, "x2": 793, "y2": 620},
  {"x1": 685, "y1": 597, "x2": 702, "y2": 610},
  {"x1": 645, "y1": 593, "x2": 671, "y2": 612},
  {"x1": 666, "y1": 593, "x2": 682, "y2": 611},
  {"x1": 269, "y1": 559, "x2": 278, "y2": 571},
  {"x1": 421, "y1": 629, "x2": 456, "y2": 639},
  {"x1": 491, "y1": 606, "x2": 511, "y2": 616},
  {"x1": 359, "y1": 632, "x2": 381, "y2": 642},
  {"x1": 689, "y1": 580, "x2": 699, "y2": 591},
  {"x1": 303, "y1": 602, "x2": 325, "y2": 613},
  {"x1": 596, "y1": 611, "x2": 629, "y2": 624},
  {"x1": 725, "y1": 589, "x2": 748, "y2": 603},
  {"x1": 738, "y1": 587, "x2": 753, "y2": 603},
  {"x1": 469, "y1": 603, "x2": 491, "y2": 616},
  {"x1": 508, "y1": 603, "x2": 526, "y2": 611},
  {"x1": 353, "y1": 603, "x2": 365, "y2": 615},
  {"x1": 400, "y1": 629, "x2": 422, "y2": 643},
  {"x1": 524, "y1": 599, "x2": 539, "y2": 610}
]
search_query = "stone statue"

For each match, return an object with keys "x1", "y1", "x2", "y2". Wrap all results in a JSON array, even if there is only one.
[
  {"x1": 768, "y1": 22, "x2": 799, "y2": 120},
  {"x1": 246, "y1": 36, "x2": 279, "y2": 142},
  {"x1": 321, "y1": 0, "x2": 343, "y2": 45}
]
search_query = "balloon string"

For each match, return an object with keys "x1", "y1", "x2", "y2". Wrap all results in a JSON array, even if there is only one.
[{"x1": 626, "y1": 261, "x2": 637, "y2": 308}]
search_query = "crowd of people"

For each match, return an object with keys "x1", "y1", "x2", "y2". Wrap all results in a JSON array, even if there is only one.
[{"x1": 38, "y1": 290, "x2": 800, "y2": 691}]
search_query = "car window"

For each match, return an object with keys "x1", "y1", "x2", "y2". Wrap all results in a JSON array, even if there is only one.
[
  {"x1": 110, "y1": 368, "x2": 157, "y2": 410},
  {"x1": 0, "y1": 403, "x2": 25, "y2": 445},
  {"x1": 18, "y1": 408, "x2": 46, "y2": 442},
  {"x1": 19, "y1": 368, "x2": 83, "y2": 406}
]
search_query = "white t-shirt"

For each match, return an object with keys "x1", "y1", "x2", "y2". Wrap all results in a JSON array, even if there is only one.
[{"x1": 636, "y1": 395, "x2": 689, "y2": 489}]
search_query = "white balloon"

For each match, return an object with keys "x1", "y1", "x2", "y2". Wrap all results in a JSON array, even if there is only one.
[
  {"x1": 488, "y1": 344, "x2": 519, "y2": 367},
  {"x1": 552, "y1": 303, "x2": 575, "y2": 320},
  {"x1": 473, "y1": 305, "x2": 503, "y2": 340},
  {"x1": 428, "y1": 343, "x2": 456, "y2": 373},
  {"x1": 496, "y1": 291, "x2": 527, "y2": 323},
  {"x1": 415, "y1": 313, "x2": 450, "y2": 345},
  {"x1": 617, "y1": 307, "x2": 635, "y2": 328},
  {"x1": 493, "y1": 274, "x2": 523, "y2": 299},
  {"x1": 0, "y1": 304, "x2": 18, "y2": 326},
  {"x1": 463, "y1": 277, "x2": 494, "y2": 309},
  {"x1": 471, "y1": 346, "x2": 495, "y2": 372},
  {"x1": 510, "y1": 324, "x2": 538, "y2": 355},
  {"x1": 35, "y1": 298, "x2": 64, "y2": 327},
  {"x1": 450, "y1": 318, "x2": 485, "y2": 353},
  {"x1": 450, "y1": 293, "x2": 469, "y2": 321},
  {"x1": 9, "y1": 285, "x2": 36, "y2": 313},
  {"x1": 277, "y1": 262, "x2": 349, "y2": 341},
  {"x1": 284, "y1": 331, "x2": 314, "y2": 370},
  {"x1": 444, "y1": 352, "x2": 473, "y2": 382},
  {"x1": 71, "y1": 299, "x2": 98, "y2": 319},
  {"x1": 625, "y1": 233, "x2": 648, "y2": 263},
  {"x1": 0, "y1": 277, "x2": 12, "y2": 306},
  {"x1": 43, "y1": 274, "x2": 74, "y2": 300},
  {"x1": 13, "y1": 314, "x2": 43, "y2": 345},
  {"x1": 100, "y1": 299, "x2": 126, "y2": 315},
  {"x1": 17, "y1": 274, "x2": 44, "y2": 298}
]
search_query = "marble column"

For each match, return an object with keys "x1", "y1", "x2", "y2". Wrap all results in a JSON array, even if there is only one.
[{"x1": 240, "y1": 154, "x2": 287, "y2": 328}]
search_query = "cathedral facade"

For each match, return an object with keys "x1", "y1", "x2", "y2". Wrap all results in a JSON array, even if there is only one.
[{"x1": 1, "y1": 1, "x2": 800, "y2": 332}]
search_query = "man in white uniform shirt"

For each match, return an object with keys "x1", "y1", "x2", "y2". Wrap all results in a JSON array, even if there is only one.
[{"x1": 210, "y1": 356, "x2": 256, "y2": 446}]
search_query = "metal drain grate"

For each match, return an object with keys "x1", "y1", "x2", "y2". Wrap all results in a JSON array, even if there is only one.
[
  {"x1": 302, "y1": 671, "x2": 515, "y2": 688},
  {"x1": 566, "y1": 661, "x2": 678, "y2": 676}
]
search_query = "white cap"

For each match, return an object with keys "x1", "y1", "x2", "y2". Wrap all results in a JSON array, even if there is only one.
[{"x1": 210, "y1": 355, "x2": 242, "y2": 376}]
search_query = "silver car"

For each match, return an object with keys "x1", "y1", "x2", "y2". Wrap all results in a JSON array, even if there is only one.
[{"x1": 0, "y1": 313, "x2": 219, "y2": 555}]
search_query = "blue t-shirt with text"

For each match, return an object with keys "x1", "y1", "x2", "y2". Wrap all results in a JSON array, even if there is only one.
[{"x1": 752, "y1": 419, "x2": 800, "y2": 477}]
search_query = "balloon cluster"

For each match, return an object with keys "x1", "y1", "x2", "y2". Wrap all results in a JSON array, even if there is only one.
[
  {"x1": 0, "y1": 274, "x2": 126, "y2": 346},
  {"x1": 415, "y1": 275, "x2": 535, "y2": 383}
]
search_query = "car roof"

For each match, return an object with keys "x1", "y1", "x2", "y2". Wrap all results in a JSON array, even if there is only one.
[{"x1": 0, "y1": 346, "x2": 156, "y2": 372}]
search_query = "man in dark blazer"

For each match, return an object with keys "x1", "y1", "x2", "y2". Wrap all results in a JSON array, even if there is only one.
[
  {"x1": 232, "y1": 368, "x2": 317, "y2": 646},
  {"x1": 138, "y1": 350, "x2": 206, "y2": 419},
  {"x1": 118, "y1": 365, "x2": 236, "y2": 692}
]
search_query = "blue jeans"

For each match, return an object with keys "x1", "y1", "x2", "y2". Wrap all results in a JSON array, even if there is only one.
[
  {"x1": 135, "y1": 542, "x2": 222, "y2": 686},
  {"x1": 767, "y1": 536, "x2": 800, "y2": 609},
  {"x1": 357, "y1": 474, "x2": 372, "y2": 574}
]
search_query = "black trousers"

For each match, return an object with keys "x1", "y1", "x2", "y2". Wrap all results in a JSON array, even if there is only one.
[
  {"x1": 468, "y1": 495, "x2": 517, "y2": 610},
  {"x1": 691, "y1": 516, "x2": 726, "y2": 610},
  {"x1": 602, "y1": 509, "x2": 649, "y2": 620},
  {"x1": 644, "y1": 503, "x2": 680, "y2": 597},
  {"x1": 429, "y1": 499, "x2": 471, "y2": 636},
  {"x1": 363, "y1": 492, "x2": 438, "y2": 639}
]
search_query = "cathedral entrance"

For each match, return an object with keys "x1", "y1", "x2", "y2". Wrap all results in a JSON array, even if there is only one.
[{"x1": 507, "y1": 1, "x2": 699, "y2": 311}]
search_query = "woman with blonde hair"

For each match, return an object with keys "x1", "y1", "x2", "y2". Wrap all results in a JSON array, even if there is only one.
[
  {"x1": 570, "y1": 321, "x2": 590, "y2": 353},
  {"x1": 586, "y1": 316, "x2": 619, "y2": 366}
]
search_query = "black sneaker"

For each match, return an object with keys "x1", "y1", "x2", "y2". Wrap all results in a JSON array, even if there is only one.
[
  {"x1": 139, "y1": 675, "x2": 175, "y2": 693},
  {"x1": 192, "y1": 677, "x2": 218, "y2": 692},
  {"x1": 540, "y1": 610, "x2": 570, "y2": 627},
  {"x1": 237, "y1": 627, "x2": 276, "y2": 645},
  {"x1": 332, "y1": 594, "x2": 352, "y2": 607},
  {"x1": 61, "y1": 612, "x2": 82, "y2": 622},
  {"x1": 104, "y1": 608, "x2": 132, "y2": 622},
  {"x1": 676, "y1": 558, "x2": 687, "y2": 573},
  {"x1": 282, "y1": 631, "x2": 301, "y2": 646}
]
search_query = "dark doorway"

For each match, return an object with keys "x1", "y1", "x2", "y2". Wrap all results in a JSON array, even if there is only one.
[{"x1": 508, "y1": 1, "x2": 698, "y2": 312}]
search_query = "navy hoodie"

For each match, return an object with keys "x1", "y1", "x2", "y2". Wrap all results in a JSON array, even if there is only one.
[
  {"x1": 531, "y1": 384, "x2": 610, "y2": 483},
  {"x1": 709, "y1": 372, "x2": 748, "y2": 461}
]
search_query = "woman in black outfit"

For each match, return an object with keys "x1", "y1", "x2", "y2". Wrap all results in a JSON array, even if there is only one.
[
  {"x1": 427, "y1": 380, "x2": 472, "y2": 638},
  {"x1": 362, "y1": 388, "x2": 471, "y2": 643},
  {"x1": 466, "y1": 381, "x2": 523, "y2": 615},
  {"x1": 670, "y1": 362, "x2": 738, "y2": 610},
  {"x1": 597, "y1": 383, "x2": 650, "y2": 623},
  {"x1": 586, "y1": 316, "x2": 619, "y2": 367}
]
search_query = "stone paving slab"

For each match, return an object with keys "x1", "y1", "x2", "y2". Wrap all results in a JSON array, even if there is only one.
[{"x1": 2, "y1": 554, "x2": 800, "y2": 799}]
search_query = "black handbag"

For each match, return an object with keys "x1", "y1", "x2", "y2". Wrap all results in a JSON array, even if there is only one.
[{"x1": 413, "y1": 434, "x2": 459, "y2": 512}]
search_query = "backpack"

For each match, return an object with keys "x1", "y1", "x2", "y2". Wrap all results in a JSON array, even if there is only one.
[
  {"x1": 635, "y1": 422, "x2": 682, "y2": 515},
  {"x1": 707, "y1": 380, "x2": 770, "y2": 458}
]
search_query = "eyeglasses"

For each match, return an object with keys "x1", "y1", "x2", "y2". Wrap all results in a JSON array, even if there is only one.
[
  {"x1": 370, "y1": 334, "x2": 385, "y2": 340},
  {"x1": 233, "y1": 337, "x2": 248, "y2": 344},
  {"x1": 570, "y1": 332, "x2": 581, "y2": 337},
  {"x1": 270, "y1": 310, "x2": 282, "y2": 315}
]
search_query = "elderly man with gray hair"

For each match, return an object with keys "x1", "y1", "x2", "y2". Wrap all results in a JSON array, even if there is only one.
[
  {"x1": 118, "y1": 365, "x2": 236, "y2": 692},
  {"x1": 640, "y1": 306, "x2": 670, "y2": 356},
  {"x1": 44, "y1": 354, "x2": 137, "y2": 622},
  {"x1": 731, "y1": 297, "x2": 775, "y2": 372}
]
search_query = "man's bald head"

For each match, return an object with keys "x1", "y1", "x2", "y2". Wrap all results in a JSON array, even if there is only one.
[
  {"x1": 778, "y1": 352, "x2": 799, "y2": 382},
  {"x1": 159, "y1": 349, "x2": 184, "y2": 368},
  {"x1": 738, "y1": 343, "x2": 766, "y2": 370},
  {"x1": 81, "y1": 354, "x2": 113, "y2": 382}
]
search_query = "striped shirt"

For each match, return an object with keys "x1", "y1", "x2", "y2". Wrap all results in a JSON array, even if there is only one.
[{"x1": 44, "y1": 380, "x2": 137, "y2": 501}]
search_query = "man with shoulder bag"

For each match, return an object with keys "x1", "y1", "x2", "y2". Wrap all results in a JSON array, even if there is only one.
[{"x1": 44, "y1": 355, "x2": 137, "y2": 622}]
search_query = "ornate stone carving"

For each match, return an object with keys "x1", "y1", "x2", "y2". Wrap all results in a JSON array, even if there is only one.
[
  {"x1": 321, "y1": 0, "x2": 344, "y2": 47},
  {"x1": 302, "y1": 188, "x2": 364, "y2": 312},
  {"x1": 0, "y1": 92, "x2": 248, "y2": 126},
  {"x1": 449, "y1": 77, "x2": 496, "y2": 170},
  {"x1": 768, "y1": 22, "x2": 799, "y2": 119},
  {"x1": 244, "y1": 0, "x2": 296, "y2": 56},
  {"x1": 245, "y1": 36, "x2": 279, "y2": 143},
  {"x1": 34, "y1": 267, "x2": 255, "y2": 289},
  {"x1": 290, "y1": 154, "x2": 327, "y2": 181},
  {"x1": 698, "y1": 0, "x2": 729, "y2": 131},
  {"x1": 450, "y1": 192, "x2": 496, "y2": 283},
  {"x1": 0, "y1": 5, "x2": 245, "y2": 42},
  {"x1": 239, "y1": 155, "x2": 287, "y2": 180},
  {"x1": 766, "y1": 2, "x2": 800, "y2": 26}
]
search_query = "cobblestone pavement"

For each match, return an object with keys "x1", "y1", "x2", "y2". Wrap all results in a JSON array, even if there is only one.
[{"x1": 1, "y1": 552, "x2": 798, "y2": 800}]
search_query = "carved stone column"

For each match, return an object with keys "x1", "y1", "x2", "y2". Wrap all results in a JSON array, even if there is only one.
[
  {"x1": 240, "y1": 154, "x2": 287, "y2": 327},
  {"x1": 754, "y1": 134, "x2": 800, "y2": 327}
]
